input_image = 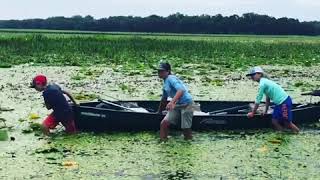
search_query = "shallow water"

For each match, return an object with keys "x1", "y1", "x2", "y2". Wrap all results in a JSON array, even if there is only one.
[
  {"x1": 1, "y1": 129, "x2": 320, "y2": 179},
  {"x1": 0, "y1": 65, "x2": 320, "y2": 179}
]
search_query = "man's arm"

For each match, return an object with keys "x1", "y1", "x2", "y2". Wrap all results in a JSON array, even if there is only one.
[
  {"x1": 264, "y1": 96, "x2": 271, "y2": 115},
  {"x1": 171, "y1": 90, "x2": 184, "y2": 104},
  {"x1": 166, "y1": 90, "x2": 184, "y2": 111},
  {"x1": 43, "y1": 92, "x2": 52, "y2": 110},
  {"x1": 166, "y1": 77, "x2": 186, "y2": 111},
  {"x1": 45, "y1": 102, "x2": 52, "y2": 110},
  {"x1": 158, "y1": 97, "x2": 168, "y2": 114},
  {"x1": 248, "y1": 84, "x2": 265, "y2": 118}
]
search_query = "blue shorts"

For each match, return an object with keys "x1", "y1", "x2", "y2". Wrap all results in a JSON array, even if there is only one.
[{"x1": 272, "y1": 96, "x2": 293, "y2": 123}]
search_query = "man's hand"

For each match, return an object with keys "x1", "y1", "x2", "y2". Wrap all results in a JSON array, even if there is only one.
[
  {"x1": 166, "y1": 101, "x2": 176, "y2": 111},
  {"x1": 247, "y1": 112, "x2": 255, "y2": 118}
]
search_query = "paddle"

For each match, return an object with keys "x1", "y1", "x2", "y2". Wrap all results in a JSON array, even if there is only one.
[
  {"x1": 209, "y1": 104, "x2": 249, "y2": 115},
  {"x1": 98, "y1": 98, "x2": 135, "y2": 112},
  {"x1": 301, "y1": 90, "x2": 320, "y2": 96}
]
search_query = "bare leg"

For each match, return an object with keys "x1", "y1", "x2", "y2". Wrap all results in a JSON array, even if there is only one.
[
  {"x1": 61, "y1": 119, "x2": 77, "y2": 134},
  {"x1": 182, "y1": 128, "x2": 193, "y2": 140},
  {"x1": 41, "y1": 123, "x2": 50, "y2": 135},
  {"x1": 285, "y1": 122, "x2": 300, "y2": 133},
  {"x1": 160, "y1": 119, "x2": 170, "y2": 141},
  {"x1": 272, "y1": 119, "x2": 284, "y2": 131}
]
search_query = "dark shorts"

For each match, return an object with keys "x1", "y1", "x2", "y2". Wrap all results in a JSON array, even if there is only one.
[{"x1": 272, "y1": 96, "x2": 293, "y2": 123}]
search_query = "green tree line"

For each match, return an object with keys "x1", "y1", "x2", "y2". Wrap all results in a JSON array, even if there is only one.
[{"x1": 0, "y1": 13, "x2": 319, "y2": 35}]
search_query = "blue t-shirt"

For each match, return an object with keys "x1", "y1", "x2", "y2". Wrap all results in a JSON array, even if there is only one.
[
  {"x1": 162, "y1": 75, "x2": 193, "y2": 105},
  {"x1": 42, "y1": 84, "x2": 72, "y2": 121}
]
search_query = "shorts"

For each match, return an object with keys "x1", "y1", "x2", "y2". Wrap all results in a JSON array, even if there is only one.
[
  {"x1": 43, "y1": 113, "x2": 77, "y2": 133},
  {"x1": 272, "y1": 96, "x2": 293, "y2": 123},
  {"x1": 165, "y1": 103, "x2": 194, "y2": 129}
]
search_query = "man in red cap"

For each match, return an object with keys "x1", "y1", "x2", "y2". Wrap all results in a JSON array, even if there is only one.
[{"x1": 30, "y1": 75, "x2": 77, "y2": 134}]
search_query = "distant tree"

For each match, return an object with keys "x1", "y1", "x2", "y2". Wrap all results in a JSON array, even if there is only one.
[{"x1": 0, "y1": 13, "x2": 319, "y2": 35}]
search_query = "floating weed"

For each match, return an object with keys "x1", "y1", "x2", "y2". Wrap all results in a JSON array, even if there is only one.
[
  {"x1": 147, "y1": 91, "x2": 160, "y2": 100},
  {"x1": 294, "y1": 81, "x2": 315, "y2": 89},
  {"x1": 29, "y1": 122, "x2": 42, "y2": 131},
  {"x1": 1, "y1": 34, "x2": 320, "y2": 75},
  {"x1": 0, "y1": 117, "x2": 7, "y2": 128},
  {"x1": 210, "y1": 79, "x2": 225, "y2": 86},
  {"x1": 0, "y1": 106, "x2": 14, "y2": 112},
  {"x1": 22, "y1": 122, "x2": 42, "y2": 134},
  {"x1": 80, "y1": 67, "x2": 104, "y2": 77},
  {"x1": 74, "y1": 92, "x2": 99, "y2": 101},
  {"x1": 161, "y1": 170, "x2": 193, "y2": 180},
  {"x1": 18, "y1": 118, "x2": 27, "y2": 122},
  {"x1": 0, "y1": 129, "x2": 8, "y2": 141},
  {"x1": 202, "y1": 77, "x2": 225, "y2": 86},
  {"x1": 71, "y1": 74, "x2": 84, "y2": 81},
  {"x1": 71, "y1": 67, "x2": 104, "y2": 81},
  {"x1": 119, "y1": 84, "x2": 136, "y2": 94},
  {"x1": 0, "y1": 63, "x2": 12, "y2": 68}
]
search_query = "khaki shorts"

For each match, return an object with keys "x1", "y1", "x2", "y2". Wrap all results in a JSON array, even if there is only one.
[{"x1": 165, "y1": 103, "x2": 194, "y2": 129}]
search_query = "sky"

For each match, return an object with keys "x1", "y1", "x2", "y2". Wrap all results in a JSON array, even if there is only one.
[{"x1": 1, "y1": 0, "x2": 320, "y2": 21}]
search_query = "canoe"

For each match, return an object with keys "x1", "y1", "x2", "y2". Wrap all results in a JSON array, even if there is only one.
[{"x1": 73, "y1": 100, "x2": 320, "y2": 132}]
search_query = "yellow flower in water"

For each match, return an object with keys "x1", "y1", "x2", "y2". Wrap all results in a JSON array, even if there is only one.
[
  {"x1": 257, "y1": 145, "x2": 268, "y2": 153},
  {"x1": 62, "y1": 161, "x2": 78, "y2": 169},
  {"x1": 29, "y1": 113, "x2": 40, "y2": 120}
]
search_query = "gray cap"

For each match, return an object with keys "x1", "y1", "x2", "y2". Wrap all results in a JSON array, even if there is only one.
[{"x1": 246, "y1": 66, "x2": 264, "y2": 76}]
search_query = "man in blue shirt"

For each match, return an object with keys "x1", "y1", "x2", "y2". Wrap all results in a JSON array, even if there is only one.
[{"x1": 157, "y1": 62, "x2": 194, "y2": 141}]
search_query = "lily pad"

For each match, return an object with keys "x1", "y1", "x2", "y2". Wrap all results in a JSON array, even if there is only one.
[{"x1": 0, "y1": 129, "x2": 8, "y2": 141}]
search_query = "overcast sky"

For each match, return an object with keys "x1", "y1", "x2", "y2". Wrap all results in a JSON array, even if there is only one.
[{"x1": 1, "y1": 0, "x2": 319, "y2": 21}]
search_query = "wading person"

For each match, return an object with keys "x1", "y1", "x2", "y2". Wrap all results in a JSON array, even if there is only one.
[
  {"x1": 30, "y1": 75, "x2": 77, "y2": 134},
  {"x1": 157, "y1": 62, "x2": 194, "y2": 141},
  {"x1": 246, "y1": 67, "x2": 299, "y2": 133}
]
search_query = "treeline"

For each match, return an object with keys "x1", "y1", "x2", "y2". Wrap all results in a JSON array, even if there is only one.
[{"x1": 1, "y1": 13, "x2": 320, "y2": 35}]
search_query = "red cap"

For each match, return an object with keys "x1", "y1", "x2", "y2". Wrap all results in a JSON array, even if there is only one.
[{"x1": 30, "y1": 75, "x2": 47, "y2": 88}]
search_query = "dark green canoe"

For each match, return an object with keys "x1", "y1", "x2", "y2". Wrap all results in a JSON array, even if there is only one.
[{"x1": 73, "y1": 100, "x2": 320, "y2": 132}]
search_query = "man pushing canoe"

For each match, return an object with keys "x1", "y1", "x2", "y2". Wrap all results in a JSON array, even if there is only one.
[
  {"x1": 30, "y1": 75, "x2": 77, "y2": 134},
  {"x1": 157, "y1": 62, "x2": 194, "y2": 141},
  {"x1": 246, "y1": 67, "x2": 300, "y2": 133}
]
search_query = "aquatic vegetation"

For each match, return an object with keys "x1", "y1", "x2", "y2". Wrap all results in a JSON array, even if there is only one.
[
  {"x1": 22, "y1": 122, "x2": 42, "y2": 134},
  {"x1": 15, "y1": 130, "x2": 312, "y2": 179},
  {"x1": 0, "y1": 33, "x2": 320, "y2": 71},
  {"x1": 0, "y1": 106, "x2": 14, "y2": 112},
  {"x1": 74, "y1": 92, "x2": 99, "y2": 101},
  {"x1": 1, "y1": 32, "x2": 320, "y2": 179},
  {"x1": 0, "y1": 129, "x2": 8, "y2": 141},
  {"x1": 72, "y1": 67, "x2": 104, "y2": 81},
  {"x1": 0, "y1": 117, "x2": 6, "y2": 128}
]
